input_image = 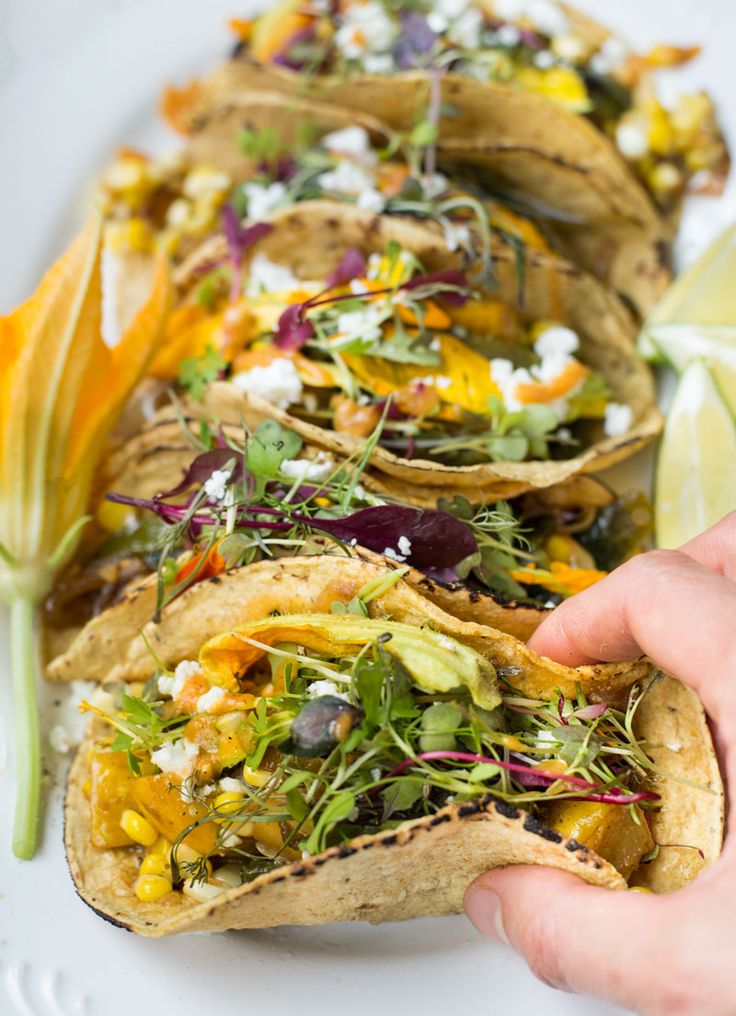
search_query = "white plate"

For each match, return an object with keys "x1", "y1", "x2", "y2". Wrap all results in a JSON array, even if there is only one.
[{"x1": 0, "y1": 2, "x2": 733, "y2": 1013}]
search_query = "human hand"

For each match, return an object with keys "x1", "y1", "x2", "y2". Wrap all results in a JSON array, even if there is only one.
[{"x1": 464, "y1": 512, "x2": 736, "y2": 1016}]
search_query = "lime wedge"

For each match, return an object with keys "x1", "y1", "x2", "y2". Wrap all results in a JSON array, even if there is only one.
[
  {"x1": 656, "y1": 360, "x2": 736, "y2": 548},
  {"x1": 639, "y1": 222, "x2": 736, "y2": 360},
  {"x1": 648, "y1": 323, "x2": 736, "y2": 415}
]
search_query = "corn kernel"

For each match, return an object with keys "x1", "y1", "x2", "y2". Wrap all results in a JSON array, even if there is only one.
[
  {"x1": 649, "y1": 162, "x2": 683, "y2": 194},
  {"x1": 140, "y1": 854, "x2": 170, "y2": 877},
  {"x1": 629, "y1": 885, "x2": 654, "y2": 894},
  {"x1": 81, "y1": 779, "x2": 92, "y2": 799},
  {"x1": 242, "y1": 764, "x2": 269, "y2": 788},
  {"x1": 135, "y1": 874, "x2": 172, "y2": 902},
  {"x1": 213, "y1": 791, "x2": 244, "y2": 817},
  {"x1": 119, "y1": 809, "x2": 158, "y2": 847},
  {"x1": 151, "y1": 835, "x2": 172, "y2": 857},
  {"x1": 314, "y1": 496, "x2": 332, "y2": 508},
  {"x1": 182, "y1": 167, "x2": 232, "y2": 203},
  {"x1": 172, "y1": 843, "x2": 212, "y2": 879},
  {"x1": 182, "y1": 877, "x2": 227, "y2": 903}
]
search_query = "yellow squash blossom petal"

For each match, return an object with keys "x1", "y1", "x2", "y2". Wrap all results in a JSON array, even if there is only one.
[{"x1": 0, "y1": 215, "x2": 170, "y2": 859}]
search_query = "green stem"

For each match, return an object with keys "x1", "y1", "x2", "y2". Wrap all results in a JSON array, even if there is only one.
[{"x1": 10, "y1": 597, "x2": 41, "y2": 859}]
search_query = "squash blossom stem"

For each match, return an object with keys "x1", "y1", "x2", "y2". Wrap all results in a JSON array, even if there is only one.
[{"x1": 10, "y1": 597, "x2": 41, "y2": 859}]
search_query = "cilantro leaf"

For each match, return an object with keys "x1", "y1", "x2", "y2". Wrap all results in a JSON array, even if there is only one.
[{"x1": 178, "y1": 345, "x2": 227, "y2": 401}]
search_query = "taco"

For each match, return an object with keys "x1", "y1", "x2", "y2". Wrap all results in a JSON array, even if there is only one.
[
  {"x1": 157, "y1": 201, "x2": 660, "y2": 502},
  {"x1": 101, "y1": 88, "x2": 662, "y2": 317},
  {"x1": 63, "y1": 579, "x2": 722, "y2": 935},
  {"x1": 44, "y1": 407, "x2": 652, "y2": 677},
  {"x1": 202, "y1": 0, "x2": 728, "y2": 219}
]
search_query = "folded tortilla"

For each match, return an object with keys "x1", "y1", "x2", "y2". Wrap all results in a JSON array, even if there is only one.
[
  {"x1": 185, "y1": 49, "x2": 668, "y2": 316},
  {"x1": 177, "y1": 87, "x2": 666, "y2": 315},
  {"x1": 63, "y1": 567, "x2": 722, "y2": 934},
  {"x1": 47, "y1": 554, "x2": 649, "y2": 695},
  {"x1": 173, "y1": 200, "x2": 661, "y2": 501}
]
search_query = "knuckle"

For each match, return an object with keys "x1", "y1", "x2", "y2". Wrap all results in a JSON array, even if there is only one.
[{"x1": 625, "y1": 548, "x2": 689, "y2": 580}]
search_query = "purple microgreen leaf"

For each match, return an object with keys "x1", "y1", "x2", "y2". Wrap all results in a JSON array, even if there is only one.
[
  {"x1": 271, "y1": 24, "x2": 316, "y2": 69},
  {"x1": 395, "y1": 11, "x2": 437, "y2": 69},
  {"x1": 325, "y1": 248, "x2": 367, "y2": 289},
  {"x1": 385, "y1": 751, "x2": 661, "y2": 805},
  {"x1": 571, "y1": 702, "x2": 609, "y2": 722},
  {"x1": 307, "y1": 505, "x2": 478, "y2": 577},
  {"x1": 222, "y1": 208, "x2": 273, "y2": 301},
  {"x1": 274, "y1": 301, "x2": 316, "y2": 350},
  {"x1": 402, "y1": 268, "x2": 469, "y2": 305},
  {"x1": 155, "y1": 448, "x2": 243, "y2": 500}
]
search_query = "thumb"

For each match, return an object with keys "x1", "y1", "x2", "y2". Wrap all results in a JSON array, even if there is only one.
[{"x1": 464, "y1": 865, "x2": 694, "y2": 1012}]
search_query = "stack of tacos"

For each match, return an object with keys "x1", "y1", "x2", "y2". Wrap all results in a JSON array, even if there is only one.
[{"x1": 54, "y1": 0, "x2": 727, "y2": 934}]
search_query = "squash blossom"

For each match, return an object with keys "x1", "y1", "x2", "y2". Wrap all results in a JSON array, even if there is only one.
[{"x1": 0, "y1": 216, "x2": 170, "y2": 858}]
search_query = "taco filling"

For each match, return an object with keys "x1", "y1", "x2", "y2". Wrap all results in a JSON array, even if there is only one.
[
  {"x1": 99, "y1": 122, "x2": 548, "y2": 265},
  {"x1": 44, "y1": 412, "x2": 652, "y2": 641},
  {"x1": 80, "y1": 612, "x2": 660, "y2": 908},
  {"x1": 158, "y1": 241, "x2": 637, "y2": 468},
  {"x1": 229, "y1": 0, "x2": 728, "y2": 210}
]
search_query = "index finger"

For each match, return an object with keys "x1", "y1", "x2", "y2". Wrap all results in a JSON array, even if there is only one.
[{"x1": 527, "y1": 549, "x2": 736, "y2": 728}]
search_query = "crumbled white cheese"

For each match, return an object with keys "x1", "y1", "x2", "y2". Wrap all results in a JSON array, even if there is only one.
[
  {"x1": 497, "y1": 23, "x2": 522, "y2": 47},
  {"x1": 151, "y1": 737, "x2": 200, "y2": 776},
  {"x1": 490, "y1": 358, "x2": 532, "y2": 414},
  {"x1": 533, "y1": 49, "x2": 556, "y2": 69},
  {"x1": 416, "y1": 375, "x2": 452, "y2": 390},
  {"x1": 366, "y1": 251, "x2": 383, "y2": 278},
  {"x1": 447, "y1": 6, "x2": 483, "y2": 49},
  {"x1": 334, "y1": 1, "x2": 396, "y2": 61},
  {"x1": 318, "y1": 158, "x2": 375, "y2": 196},
  {"x1": 232, "y1": 358, "x2": 304, "y2": 410},
  {"x1": 666, "y1": 742, "x2": 683, "y2": 753},
  {"x1": 49, "y1": 725, "x2": 74, "y2": 755},
  {"x1": 308, "y1": 680, "x2": 350, "y2": 701},
  {"x1": 552, "y1": 33, "x2": 586, "y2": 62},
  {"x1": 280, "y1": 452, "x2": 334, "y2": 483},
  {"x1": 526, "y1": 0, "x2": 569, "y2": 37},
  {"x1": 616, "y1": 122, "x2": 649, "y2": 161},
  {"x1": 220, "y1": 777, "x2": 246, "y2": 793},
  {"x1": 437, "y1": 634, "x2": 459, "y2": 651},
  {"x1": 356, "y1": 187, "x2": 387, "y2": 213},
  {"x1": 442, "y1": 221, "x2": 471, "y2": 253},
  {"x1": 397, "y1": 535, "x2": 412, "y2": 557},
  {"x1": 86, "y1": 685, "x2": 117, "y2": 715},
  {"x1": 603, "y1": 402, "x2": 633, "y2": 437},
  {"x1": 334, "y1": 303, "x2": 387, "y2": 349},
  {"x1": 383, "y1": 546, "x2": 406, "y2": 562},
  {"x1": 590, "y1": 35, "x2": 629, "y2": 75},
  {"x1": 322, "y1": 126, "x2": 375, "y2": 161},
  {"x1": 534, "y1": 325, "x2": 579, "y2": 359},
  {"x1": 495, "y1": 0, "x2": 569, "y2": 37},
  {"x1": 159, "y1": 659, "x2": 203, "y2": 699},
  {"x1": 196, "y1": 685, "x2": 226, "y2": 714},
  {"x1": 203, "y1": 467, "x2": 232, "y2": 503},
  {"x1": 245, "y1": 253, "x2": 301, "y2": 296},
  {"x1": 243, "y1": 180, "x2": 287, "y2": 221},
  {"x1": 182, "y1": 167, "x2": 231, "y2": 202},
  {"x1": 422, "y1": 173, "x2": 449, "y2": 200}
]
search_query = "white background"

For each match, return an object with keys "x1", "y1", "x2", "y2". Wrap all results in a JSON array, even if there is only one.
[{"x1": 0, "y1": 2, "x2": 733, "y2": 1014}]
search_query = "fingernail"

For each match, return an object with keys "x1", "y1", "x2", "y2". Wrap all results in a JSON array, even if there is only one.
[{"x1": 465, "y1": 888, "x2": 509, "y2": 945}]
